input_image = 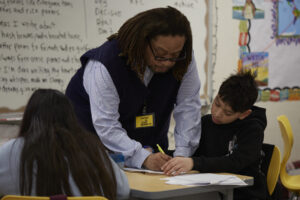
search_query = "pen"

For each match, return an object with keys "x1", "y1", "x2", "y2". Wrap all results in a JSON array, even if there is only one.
[{"x1": 156, "y1": 144, "x2": 165, "y2": 154}]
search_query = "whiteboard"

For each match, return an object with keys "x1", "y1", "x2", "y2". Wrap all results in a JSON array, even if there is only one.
[{"x1": 0, "y1": 0, "x2": 208, "y2": 111}]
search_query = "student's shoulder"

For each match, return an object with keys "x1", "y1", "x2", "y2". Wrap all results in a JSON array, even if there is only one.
[
  {"x1": 242, "y1": 106, "x2": 267, "y2": 128},
  {"x1": 0, "y1": 138, "x2": 24, "y2": 158},
  {"x1": 0, "y1": 138, "x2": 16, "y2": 150}
]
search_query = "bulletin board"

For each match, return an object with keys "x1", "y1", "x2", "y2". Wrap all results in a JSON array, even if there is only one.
[{"x1": 234, "y1": 0, "x2": 300, "y2": 101}]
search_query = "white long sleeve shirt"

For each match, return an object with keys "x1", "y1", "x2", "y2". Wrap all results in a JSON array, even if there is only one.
[{"x1": 83, "y1": 53, "x2": 201, "y2": 168}]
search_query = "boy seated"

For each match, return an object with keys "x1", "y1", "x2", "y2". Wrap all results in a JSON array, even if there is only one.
[{"x1": 162, "y1": 71, "x2": 267, "y2": 200}]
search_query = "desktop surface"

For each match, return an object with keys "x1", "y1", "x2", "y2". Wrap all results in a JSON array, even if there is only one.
[{"x1": 125, "y1": 171, "x2": 253, "y2": 200}]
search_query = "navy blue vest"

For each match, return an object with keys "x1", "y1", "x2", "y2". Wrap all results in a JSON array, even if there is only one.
[{"x1": 66, "y1": 39, "x2": 181, "y2": 151}]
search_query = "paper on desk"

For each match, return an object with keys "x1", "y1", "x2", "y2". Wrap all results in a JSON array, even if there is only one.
[
  {"x1": 161, "y1": 173, "x2": 247, "y2": 186},
  {"x1": 123, "y1": 167, "x2": 164, "y2": 174}
]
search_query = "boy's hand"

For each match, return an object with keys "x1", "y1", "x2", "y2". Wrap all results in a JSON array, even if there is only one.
[
  {"x1": 161, "y1": 157, "x2": 194, "y2": 176},
  {"x1": 143, "y1": 153, "x2": 172, "y2": 171}
]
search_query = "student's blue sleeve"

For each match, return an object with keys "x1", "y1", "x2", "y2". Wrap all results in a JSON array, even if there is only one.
[{"x1": 108, "y1": 157, "x2": 130, "y2": 199}]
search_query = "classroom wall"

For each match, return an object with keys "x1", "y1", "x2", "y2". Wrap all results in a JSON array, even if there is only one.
[
  {"x1": 1, "y1": 0, "x2": 299, "y2": 164},
  {"x1": 213, "y1": 1, "x2": 300, "y2": 162}
]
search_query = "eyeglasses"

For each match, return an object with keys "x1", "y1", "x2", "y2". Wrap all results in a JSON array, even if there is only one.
[{"x1": 148, "y1": 40, "x2": 186, "y2": 62}]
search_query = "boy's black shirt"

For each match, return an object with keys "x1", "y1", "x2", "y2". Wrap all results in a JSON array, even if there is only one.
[{"x1": 192, "y1": 106, "x2": 267, "y2": 200}]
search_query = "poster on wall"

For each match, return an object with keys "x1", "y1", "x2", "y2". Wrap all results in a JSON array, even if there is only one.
[
  {"x1": 273, "y1": 0, "x2": 300, "y2": 45},
  {"x1": 248, "y1": 0, "x2": 300, "y2": 101},
  {"x1": 232, "y1": 0, "x2": 265, "y2": 20},
  {"x1": 241, "y1": 52, "x2": 268, "y2": 87}
]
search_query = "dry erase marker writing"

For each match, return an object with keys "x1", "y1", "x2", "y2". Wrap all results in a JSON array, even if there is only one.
[{"x1": 156, "y1": 144, "x2": 165, "y2": 154}]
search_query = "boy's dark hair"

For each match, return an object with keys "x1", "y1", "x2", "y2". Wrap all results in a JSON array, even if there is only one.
[{"x1": 218, "y1": 71, "x2": 258, "y2": 113}]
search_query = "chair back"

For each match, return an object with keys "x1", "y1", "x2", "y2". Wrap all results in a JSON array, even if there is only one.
[
  {"x1": 1, "y1": 196, "x2": 108, "y2": 200},
  {"x1": 261, "y1": 143, "x2": 281, "y2": 195},
  {"x1": 277, "y1": 115, "x2": 294, "y2": 185}
]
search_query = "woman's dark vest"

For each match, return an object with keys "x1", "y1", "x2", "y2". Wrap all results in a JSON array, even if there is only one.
[{"x1": 66, "y1": 39, "x2": 181, "y2": 151}]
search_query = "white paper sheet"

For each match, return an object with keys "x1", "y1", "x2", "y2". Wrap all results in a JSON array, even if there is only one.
[{"x1": 161, "y1": 173, "x2": 247, "y2": 186}]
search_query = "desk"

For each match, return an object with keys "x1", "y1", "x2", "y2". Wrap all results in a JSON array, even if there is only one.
[{"x1": 125, "y1": 171, "x2": 253, "y2": 200}]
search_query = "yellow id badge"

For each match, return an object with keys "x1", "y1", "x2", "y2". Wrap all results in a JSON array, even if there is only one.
[{"x1": 135, "y1": 113, "x2": 155, "y2": 128}]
